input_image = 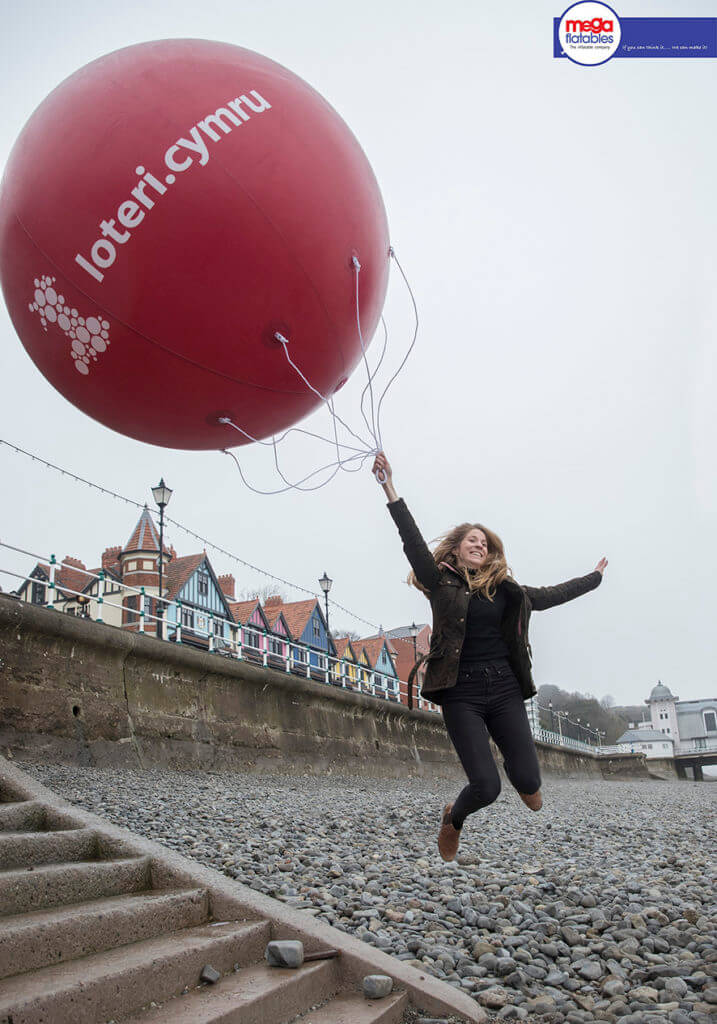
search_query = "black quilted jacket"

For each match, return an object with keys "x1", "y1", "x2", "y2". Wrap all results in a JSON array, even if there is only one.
[{"x1": 388, "y1": 498, "x2": 602, "y2": 702}]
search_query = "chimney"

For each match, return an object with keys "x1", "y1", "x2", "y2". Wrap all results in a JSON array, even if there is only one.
[
  {"x1": 264, "y1": 595, "x2": 283, "y2": 606},
  {"x1": 102, "y1": 546, "x2": 122, "y2": 571},
  {"x1": 218, "y1": 574, "x2": 235, "y2": 600},
  {"x1": 62, "y1": 556, "x2": 87, "y2": 570}
]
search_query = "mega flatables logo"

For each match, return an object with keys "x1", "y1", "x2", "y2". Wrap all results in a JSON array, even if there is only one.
[{"x1": 559, "y1": 2, "x2": 622, "y2": 65}]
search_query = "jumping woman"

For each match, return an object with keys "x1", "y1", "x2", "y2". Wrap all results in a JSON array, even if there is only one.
[{"x1": 372, "y1": 451, "x2": 607, "y2": 862}]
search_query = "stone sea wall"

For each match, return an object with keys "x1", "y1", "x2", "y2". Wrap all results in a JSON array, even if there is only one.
[{"x1": 0, "y1": 595, "x2": 642, "y2": 781}]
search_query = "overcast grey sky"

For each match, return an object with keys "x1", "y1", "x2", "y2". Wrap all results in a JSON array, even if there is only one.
[{"x1": 1, "y1": 0, "x2": 715, "y2": 708}]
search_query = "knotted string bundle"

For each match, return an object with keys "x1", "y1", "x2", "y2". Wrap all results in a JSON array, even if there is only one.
[{"x1": 220, "y1": 247, "x2": 417, "y2": 493}]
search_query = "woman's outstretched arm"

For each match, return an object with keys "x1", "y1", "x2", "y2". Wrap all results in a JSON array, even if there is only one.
[
  {"x1": 372, "y1": 451, "x2": 441, "y2": 593},
  {"x1": 524, "y1": 559, "x2": 608, "y2": 611}
]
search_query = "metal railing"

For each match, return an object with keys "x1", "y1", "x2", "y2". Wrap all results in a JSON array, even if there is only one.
[
  {"x1": 0, "y1": 545, "x2": 402, "y2": 705},
  {"x1": 526, "y1": 699, "x2": 598, "y2": 754},
  {"x1": 674, "y1": 737, "x2": 717, "y2": 755}
]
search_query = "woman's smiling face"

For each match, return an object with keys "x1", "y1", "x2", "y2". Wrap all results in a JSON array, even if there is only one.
[{"x1": 453, "y1": 528, "x2": 488, "y2": 570}]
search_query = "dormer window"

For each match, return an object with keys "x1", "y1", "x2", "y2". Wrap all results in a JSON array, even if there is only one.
[
  {"x1": 198, "y1": 572, "x2": 209, "y2": 597},
  {"x1": 313, "y1": 617, "x2": 320, "y2": 640}
]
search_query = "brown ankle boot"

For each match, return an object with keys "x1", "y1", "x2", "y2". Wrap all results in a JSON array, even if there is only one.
[
  {"x1": 437, "y1": 803, "x2": 461, "y2": 862},
  {"x1": 519, "y1": 790, "x2": 543, "y2": 811}
]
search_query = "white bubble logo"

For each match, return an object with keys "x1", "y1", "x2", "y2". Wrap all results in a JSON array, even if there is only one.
[
  {"x1": 28, "y1": 275, "x2": 110, "y2": 375},
  {"x1": 559, "y1": 2, "x2": 621, "y2": 66}
]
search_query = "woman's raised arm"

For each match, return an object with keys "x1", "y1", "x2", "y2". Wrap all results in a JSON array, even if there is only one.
[{"x1": 371, "y1": 451, "x2": 441, "y2": 593}]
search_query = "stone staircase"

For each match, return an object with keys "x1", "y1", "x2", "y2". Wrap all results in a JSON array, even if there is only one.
[{"x1": 0, "y1": 759, "x2": 484, "y2": 1024}]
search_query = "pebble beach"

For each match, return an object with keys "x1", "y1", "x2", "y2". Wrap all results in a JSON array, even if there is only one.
[{"x1": 22, "y1": 763, "x2": 717, "y2": 1024}]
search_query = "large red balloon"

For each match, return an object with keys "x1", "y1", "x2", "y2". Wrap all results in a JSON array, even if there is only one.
[{"x1": 0, "y1": 40, "x2": 390, "y2": 449}]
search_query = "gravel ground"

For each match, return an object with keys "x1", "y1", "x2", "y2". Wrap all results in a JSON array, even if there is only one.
[{"x1": 21, "y1": 762, "x2": 717, "y2": 1024}]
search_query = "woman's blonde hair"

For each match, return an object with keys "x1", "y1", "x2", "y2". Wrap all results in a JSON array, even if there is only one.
[{"x1": 408, "y1": 522, "x2": 511, "y2": 599}]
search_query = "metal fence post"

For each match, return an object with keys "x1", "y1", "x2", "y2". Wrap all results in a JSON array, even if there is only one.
[
  {"x1": 96, "y1": 569, "x2": 104, "y2": 622},
  {"x1": 139, "y1": 587, "x2": 145, "y2": 633},
  {"x1": 47, "y1": 554, "x2": 56, "y2": 609},
  {"x1": 208, "y1": 614, "x2": 215, "y2": 652},
  {"x1": 176, "y1": 600, "x2": 182, "y2": 644}
]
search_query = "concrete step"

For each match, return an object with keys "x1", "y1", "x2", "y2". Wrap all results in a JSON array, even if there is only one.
[
  {"x1": 0, "y1": 826, "x2": 98, "y2": 869},
  {"x1": 287, "y1": 990, "x2": 409, "y2": 1024},
  {"x1": 0, "y1": 855, "x2": 151, "y2": 916},
  {"x1": 0, "y1": 887, "x2": 209, "y2": 980},
  {"x1": 0, "y1": 801, "x2": 47, "y2": 833},
  {"x1": 120, "y1": 958, "x2": 339, "y2": 1024},
  {"x1": 0, "y1": 918, "x2": 270, "y2": 1024}
]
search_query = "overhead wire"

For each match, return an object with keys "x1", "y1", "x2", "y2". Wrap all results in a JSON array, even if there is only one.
[{"x1": 0, "y1": 438, "x2": 382, "y2": 631}]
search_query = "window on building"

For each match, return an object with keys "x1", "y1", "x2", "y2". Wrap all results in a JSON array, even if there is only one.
[
  {"x1": 313, "y1": 617, "x2": 320, "y2": 641},
  {"x1": 214, "y1": 619, "x2": 223, "y2": 636},
  {"x1": 704, "y1": 711, "x2": 717, "y2": 733},
  {"x1": 125, "y1": 595, "x2": 139, "y2": 624},
  {"x1": 244, "y1": 630, "x2": 261, "y2": 649},
  {"x1": 181, "y1": 606, "x2": 194, "y2": 629},
  {"x1": 31, "y1": 580, "x2": 46, "y2": 605},
  {"x1": 269, "y1": 637, "x2": 283, "y2": 655},
  {"x1": 198, "y1": 572, "x2": 209, "y2": 597},
  {"x1": 293, "y1": 647, "x2": 307, "y2": 663}
]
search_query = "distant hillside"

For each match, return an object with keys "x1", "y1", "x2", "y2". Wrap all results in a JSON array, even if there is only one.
[{"x1": 537, "y1": 685, "x2": 649, "y2": 744}]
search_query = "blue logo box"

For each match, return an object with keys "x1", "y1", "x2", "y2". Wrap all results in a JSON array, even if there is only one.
[{"x1": 553, "y1": 17, "x2": 717, "y2": 59}]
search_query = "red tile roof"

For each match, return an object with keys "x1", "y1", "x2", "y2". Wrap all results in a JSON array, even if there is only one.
[
  {"x1": 262, "y1": 598, "x2": 319, "y2": 644},
  {"x1": 361, "y1": 633, "x2": 398, "y2": 655},
  {"x1": 333, "y1": 636, "x2": 358, "y2": 661},
  {"x1": 123, "y1": 506, "x2": 166, "y2": 555},
  {"x1": 358, "y1": 636, "x2": 397, "y2": 672},
  {"x1": 264, "y1": 608, "x2": 290, "y2": 638},
  {"x1": 33, "y1": 557, "x2": 97, "y2": 600},
  {"x1": 228, "y1": 599, "x2": 265, "y2": 627},
  {"x1": 163, "y1": 553, "x2": 204, "y2": 601}
]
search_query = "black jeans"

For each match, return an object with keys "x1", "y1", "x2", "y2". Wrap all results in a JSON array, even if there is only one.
[{"x1": 441, "y1": 659, "x2": 541, "y2": 829}]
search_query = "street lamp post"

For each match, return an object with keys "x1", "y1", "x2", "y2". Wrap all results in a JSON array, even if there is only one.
[
  {"x1": 151, "y1": 478, "x2": 172, "y2": 639},
  {"x1": 319, "y1": 571, "x2": 332, "y2": 680},
  {"x1": 408, "y1": 621, "x2": 418, "y2": 710}
]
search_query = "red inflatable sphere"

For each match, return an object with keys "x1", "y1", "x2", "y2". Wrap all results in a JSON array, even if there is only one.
[{"x1": 0, "y1": 39, "x2": 389, "y2": 449}]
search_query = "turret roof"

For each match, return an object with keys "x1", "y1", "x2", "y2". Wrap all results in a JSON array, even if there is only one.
[
  {"x1": 646, "y1": 680, "x2": 678, "y2": 703},
  {"x1": 123, "y1": 506, "x2": 162, "y2": 555}
]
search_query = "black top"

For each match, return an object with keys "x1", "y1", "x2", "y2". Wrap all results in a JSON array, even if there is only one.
[{"x1": 458, "y1": 581, "x2": 510, "y2": 665}]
